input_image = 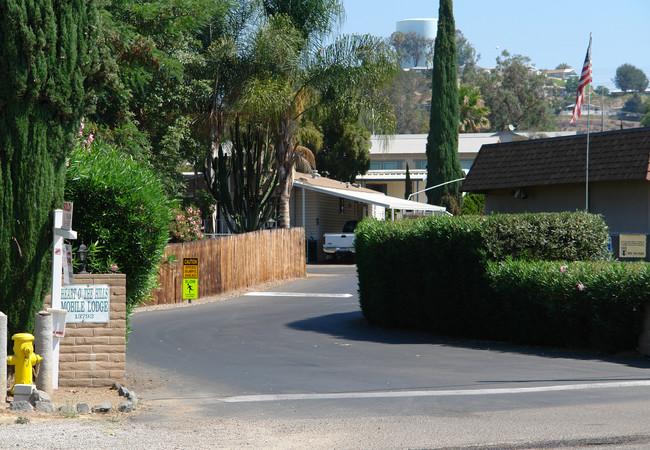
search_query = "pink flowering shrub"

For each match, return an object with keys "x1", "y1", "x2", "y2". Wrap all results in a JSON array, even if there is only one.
[
  {"x1": 77, "y1": 117, "x2": 95, "y2": 151},
  {"x1": 170, "y1": 206, "x2": 205, "y2": 242}
]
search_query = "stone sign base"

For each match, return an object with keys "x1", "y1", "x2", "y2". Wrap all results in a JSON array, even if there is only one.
[{"x1": 45, "y1": 274, "x2": 126, "y2": 387}]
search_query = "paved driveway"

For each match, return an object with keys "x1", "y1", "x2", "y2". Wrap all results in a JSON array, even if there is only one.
[{"x1": 126, "y1": 263, "x2": 650, "y2": 447}]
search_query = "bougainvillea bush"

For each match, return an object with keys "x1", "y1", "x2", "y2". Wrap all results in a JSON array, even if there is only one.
[{"x1": 170, "y1": 205, "x2": 204, "y2": 242}]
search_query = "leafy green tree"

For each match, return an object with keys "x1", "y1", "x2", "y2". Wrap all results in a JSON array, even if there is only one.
[
  {"x1": 458, "y1": 84, "x2": 490, "y2": 132},
  {"x1": 623, "y1": 94, "x2": 644, "y2": 114},
  {"x1": 460, "y1": 193, "x2": 484, "y2": 215},
  {"x1": 456, "y1": 29, "x2": 479, "y2": 74},
  {"x1": 404, "y1": 164, "x2": 413, "y2": 200},
  {"x1": 262, "y1": 0, "x2": 344, "y2": 41},
  {"x1": 425, "y1": 0, "x2": 464, "y2": 208},
  {"x1": 98, "y1": 0, "x2": 231, "y2": 194},
  {"x1": 296, "y1": 120, "x2": 324, "y2": 154},
  {"x1": 214, "y1": 3, "x2": 397, "y2": 228},
  {"x1": 384, "y1": 70, "x2": 430, "y2": 133},
  {"x1": 466, "y1": 51, "x2": 557, "y2": 131},
  {"x1": 641, "y1": 99, "x2": 650, "y2": 127},
  {"x1": 614, "y1": 64, "x2": 649, "y2": 92},
  {"x1": 564, "y1": 77, "x2": 580, "y2": 97},
  {"x1": 0, "y1": 0, "x2": 103, "y2": 336},
  {"x1": 317, "y1": 119, "x2": 371, "y2": 183},
  {"x1": 594, "y1": 86, "x2": 610, "y2": 96},
  {"x1": 390, "y1": 31, "x2": 434, "y2": 68}
]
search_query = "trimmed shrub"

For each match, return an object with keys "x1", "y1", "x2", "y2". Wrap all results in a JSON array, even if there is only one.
[
  {"x1": 487, "y1": 260, "x2": 650, "y2": 352},
  {"x1": 356, "y1": 212, "x2": 648, "y2": 352},
  {"x1": 65, "y1": 138, "x2": 176, "y2": 313},
  {"x1": 356, "y1": 216, "x2": 489, "y2": 336},
  {"x1": 482, "y1": 211, "x2": 609, "y2": 261}
]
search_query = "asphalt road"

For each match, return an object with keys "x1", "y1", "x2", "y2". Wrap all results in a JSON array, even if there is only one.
[{"x1": 127, "y1": 264, "x2": 650, "y2": 448}]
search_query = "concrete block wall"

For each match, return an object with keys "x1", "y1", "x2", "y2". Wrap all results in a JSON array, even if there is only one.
[{"x1": 45, "y1": 273, "x2": 126, "y2": 387}]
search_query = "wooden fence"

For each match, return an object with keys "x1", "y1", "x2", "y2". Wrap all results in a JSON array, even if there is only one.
[{"x1": 150, "y1": 228, "x2": 306, "y2": 305}]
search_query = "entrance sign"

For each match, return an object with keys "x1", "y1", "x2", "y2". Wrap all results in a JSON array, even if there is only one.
[
  {"x1": 619, "y1": 234, "x2": 647, "y2": 259},
  {"x1": 182, "y1": 258, "x2": 199, "y2": 300},
  {"x1": 61, "y1": 284, "x2": 110, "y2": 323}
]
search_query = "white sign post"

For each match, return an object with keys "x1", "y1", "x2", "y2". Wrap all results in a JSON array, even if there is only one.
[{"x1": 50, "y1": 206, "x2": 77, "y2": 389}]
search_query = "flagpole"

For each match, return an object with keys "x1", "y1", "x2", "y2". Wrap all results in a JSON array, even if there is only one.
[
  {"x1": 586, "y1": 86, "x2": 591, "y2": 211},
  {"x1": 585, "y1": 33, "x2": 592, "y2": 212},
  {"x1": 571, "y1": 33, "x2": 592, "y2": 211}
]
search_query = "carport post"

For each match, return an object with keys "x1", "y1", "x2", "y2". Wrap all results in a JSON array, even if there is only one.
[{"x1": 302, "y1": 187, "x2": 306, "y2": 228}]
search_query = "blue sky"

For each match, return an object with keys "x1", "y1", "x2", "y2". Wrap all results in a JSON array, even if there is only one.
[{"x1": 340, "y1": 0, "x2": 650, "y2": 90}]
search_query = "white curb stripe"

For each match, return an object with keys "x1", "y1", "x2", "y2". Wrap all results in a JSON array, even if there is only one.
[
  {"x1": 244, "y1": 292, "x2": 353, "y2": 298},
  {"x1": 221, "y1": 380, "x2": 650, "y2": 403}
]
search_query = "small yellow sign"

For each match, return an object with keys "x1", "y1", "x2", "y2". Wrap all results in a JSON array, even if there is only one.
[
  {"x1": 182, "y1": 258, "x2": 199, "y2": 299},
  {"x1": 183, "y1": 258, "x2": 199, "y2": 278},
  {"x1": 182, "y1": 278, "x2": 198, "y2": 300},
  {"x1": 183, "y1": 265, "x2": 198, "y2": 279}
]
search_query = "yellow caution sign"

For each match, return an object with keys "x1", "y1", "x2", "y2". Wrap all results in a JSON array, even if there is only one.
[{"x1": 182, "y1": 258, "x2": 199, "y2": 300}]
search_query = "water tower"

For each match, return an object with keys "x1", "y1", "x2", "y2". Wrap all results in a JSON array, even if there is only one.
[{"x1": 395, "y1": 18, "x2": 437, "y2": 69}]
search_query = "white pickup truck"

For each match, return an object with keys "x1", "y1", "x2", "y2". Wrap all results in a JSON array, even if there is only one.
[{"x1": 322, "y1": 220, "x2": 358, "y2": 258}]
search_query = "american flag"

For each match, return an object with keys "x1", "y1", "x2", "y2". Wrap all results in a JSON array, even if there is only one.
[{"x1": 570, "y1": 35, "x2": 593, "y2": 124}]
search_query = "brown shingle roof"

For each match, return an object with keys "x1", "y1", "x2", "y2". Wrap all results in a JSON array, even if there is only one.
[
  {"x1": 294, "y1": 173, "x2": 379, "y2": 194},
  {"x1": 461, "y1": 128, "x2": 650, "y2": 192}
]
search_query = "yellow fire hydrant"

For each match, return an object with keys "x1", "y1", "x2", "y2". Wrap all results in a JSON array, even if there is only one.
[{"x1": 6, "y1": 333, "x2": 42, "y2": 394}]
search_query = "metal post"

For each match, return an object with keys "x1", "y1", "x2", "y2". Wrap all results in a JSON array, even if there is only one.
[
  {"x1": 302, "y1": 187, "x2": 306, "y2": 229},
  {"x1": 586, "y1": 84, "x2": 591, "y2": 211},
  {"x1": 408, "y1": 178, "x2": 466, "y2": 201}
]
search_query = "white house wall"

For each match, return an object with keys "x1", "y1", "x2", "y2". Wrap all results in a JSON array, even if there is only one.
[
  {"x1": 290, "y1": 186, "x2": 365, "y2": 261},
  {"x1": 291, "y1": 187, "x2": 320, "y2": 241}
]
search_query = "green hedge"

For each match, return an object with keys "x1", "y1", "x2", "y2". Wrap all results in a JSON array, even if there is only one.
[
  {"x1": 487, "y1": 260, "x2": 649, "y2": 352},
  {"x1": 65, "y1": 139, "x2": 176, "y2": 313},
  {"x1": 356, "y1": 212, "x2": 650, "y2": 352},
  {"x1": 356, "y1": 216, "x2": 489, "y2": 335},
  {"x1": 482, "y1": 211, "x2": 609, "y2": 261}
]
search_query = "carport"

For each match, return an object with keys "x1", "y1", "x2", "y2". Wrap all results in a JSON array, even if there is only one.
[{"x1": 293, "y1": 176, "x2": 447, "y2": 225}]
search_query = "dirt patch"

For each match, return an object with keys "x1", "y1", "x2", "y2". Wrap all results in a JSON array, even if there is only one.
[{"x1": 0, "y1": 385, "x2": 136, "y2": 424}]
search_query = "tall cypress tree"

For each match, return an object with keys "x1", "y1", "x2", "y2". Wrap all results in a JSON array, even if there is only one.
[
  {"x1": 0, "y1": 0, "x2": 102, "y2": 336},
  {"x1": 404, "y1": 163, "x2": 413, "y2": 199},
  {"x1": 425, "y1": 0, "x2": 464, "y2": 207}
]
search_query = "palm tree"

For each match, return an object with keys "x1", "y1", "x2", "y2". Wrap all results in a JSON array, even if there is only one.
[
  {"x1": 203, "y1": 2, "x2": 397, "y2": 228},
  {"x1": 249, "y1": 9, "x2": 398, "y2": 227},
  {"x1": 458, "y1": 84, "x2": 490, "y2": 133}
]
